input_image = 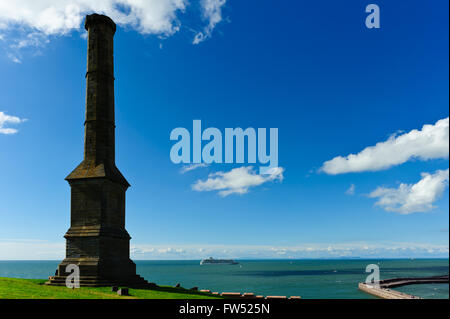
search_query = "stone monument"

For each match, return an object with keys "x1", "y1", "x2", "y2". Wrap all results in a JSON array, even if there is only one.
[{"x1": 46, "y1": 14, "x2": 150, "y2": 287}]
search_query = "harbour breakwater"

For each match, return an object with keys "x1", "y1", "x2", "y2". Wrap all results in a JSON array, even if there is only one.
[
  {"x1": 358, "y1": 282, "x2": 422, "y2": 299},
  {"x1": 359, "y1": 275, "x2": 449, "y2": 299}
]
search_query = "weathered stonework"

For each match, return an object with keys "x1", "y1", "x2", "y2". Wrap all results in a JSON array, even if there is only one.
[{"x1": 46, "y1": 14, "x2": 151, "y2": 288}]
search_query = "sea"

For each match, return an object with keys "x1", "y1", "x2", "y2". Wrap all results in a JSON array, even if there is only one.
[{"x1": 0, "y1": 259, "x2": 448, "y2": 299}]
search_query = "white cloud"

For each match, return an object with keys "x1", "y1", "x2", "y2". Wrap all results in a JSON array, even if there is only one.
[
  {"x1": 192, "y1": 166, "x2": 284, "y2": 196},
  {"x1": 0, "y1": 111, "x2": 26, "y2": 134},
  {"x1": 193, "y1": 0, "x2": 226, "y2": 44},
  {"x1": 369, "y1": 169, "x2": 449, "y2": 214},
  {"x1": 0, "y1": 0, "x2": 187, "y2": 36},
  {"x1": 321, "y1": 117, "x2": 449, "y2": 175},
  {"x1": 0, "y1": 0, "x2": 227, "y2": 60},
  {"x1": 6, "y1": 53, "x2": 21, "y2": 63},
  {"x1": 346, "y1": 184, "x2": 355, "y2": 195},
  {"x1": 180, "y1": 163, "x2": 208, "y2": 174},
  {"x1": 10, "y1": 32, "x2": 50, "y2": 49}
]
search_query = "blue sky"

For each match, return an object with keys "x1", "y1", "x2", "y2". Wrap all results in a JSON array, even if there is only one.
[{"x1": 0, "y1": 0, "x2": 448, "y2": 260}]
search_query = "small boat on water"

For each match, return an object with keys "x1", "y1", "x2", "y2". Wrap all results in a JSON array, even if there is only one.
[{"x1": 200, "y1": 257, "x2": 239, "y2": 265}]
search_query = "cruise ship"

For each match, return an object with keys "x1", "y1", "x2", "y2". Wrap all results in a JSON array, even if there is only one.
[{"x1": 200, "y1": 257, "x2": 239, "y2": 265}]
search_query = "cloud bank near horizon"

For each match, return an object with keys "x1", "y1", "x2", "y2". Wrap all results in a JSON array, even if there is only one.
[
  {"x1": 130, "y1": 242, "x2": 449, "y2": 260},
  {"x1": 0, "y1": 239, "x2": 448, "y2": 260}
]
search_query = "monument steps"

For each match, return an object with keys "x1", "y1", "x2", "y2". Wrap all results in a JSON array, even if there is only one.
[{"x1": 45, "y1": 275, "x2": 157, "y2": 289}]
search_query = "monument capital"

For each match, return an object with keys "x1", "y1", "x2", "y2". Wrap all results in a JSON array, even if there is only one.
[{"x1": 85, "y1": 13, "x2": 116, "y2": 33}]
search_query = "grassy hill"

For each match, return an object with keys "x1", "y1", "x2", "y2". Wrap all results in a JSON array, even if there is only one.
[{"x1": 0, "y1": 277, "x2": 223, "y2": 299}]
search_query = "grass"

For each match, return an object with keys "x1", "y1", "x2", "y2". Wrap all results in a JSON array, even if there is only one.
[{"x1": 0, "y1": 277, "x2": 224, "y2": 299}]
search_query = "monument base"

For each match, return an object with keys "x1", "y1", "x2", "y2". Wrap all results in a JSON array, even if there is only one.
[
  {"x1": 45, "y1": 274, "x2": 154, "y2": 288},
  {"x1": 45, "y1": 257, "x2": 156, "y2": 288}
]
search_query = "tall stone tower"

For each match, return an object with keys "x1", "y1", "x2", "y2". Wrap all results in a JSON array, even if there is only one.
[{"x1": 47, "y1": 14, "x2": 150, "y2": 287}]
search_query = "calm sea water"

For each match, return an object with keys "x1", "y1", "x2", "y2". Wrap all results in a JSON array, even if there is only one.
[{"x1": 0, "y1": 259, "x2": 448, "y2": 299}]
